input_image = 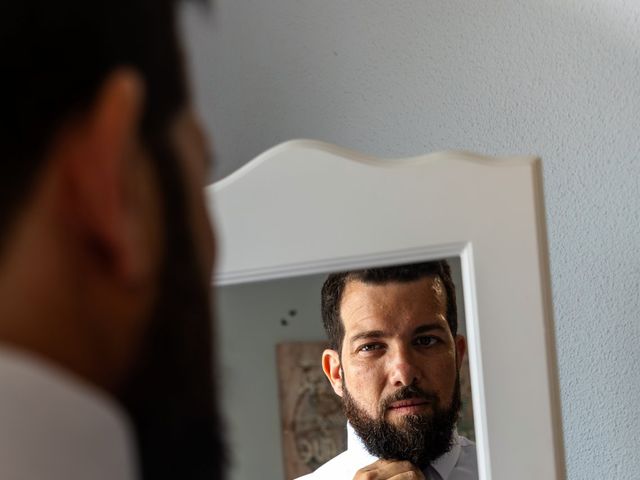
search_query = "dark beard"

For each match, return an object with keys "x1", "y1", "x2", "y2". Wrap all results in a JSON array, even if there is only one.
[
  {"x1": 116, "y1": 139, "x2": 227, "y2": 479},
  {"x1": 342, "y1": 376, "x2": 461, "y2": 470}
]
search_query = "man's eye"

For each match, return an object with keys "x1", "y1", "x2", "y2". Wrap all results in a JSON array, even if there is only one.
[
  {"x1": 414, "y1": 336, "x2": 438, "y2": 347},
  {"x1": 358, "y1": 343, "x2": 383, "y2": 353}
]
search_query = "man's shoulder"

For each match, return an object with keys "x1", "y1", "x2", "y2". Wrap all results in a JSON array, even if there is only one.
[
  {"x1": 450, "y1": 435, "x2": 478, "y2": 480},
  {"x1": 0, "y1": 348, "x2": 138, "y2": 480},
  {"x1": 294, "y1": 450, "x2": 357, "y2": 480},
  {"x1": 458, "y1": 434, "x2": 478, "y2": 463}
]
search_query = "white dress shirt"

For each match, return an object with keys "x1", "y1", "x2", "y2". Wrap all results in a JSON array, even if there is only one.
[
  {"x1": 297, "y1": 423, "x2": 477, "y2": 480},
  {"x1": 0, "y1": 346, "x2": 139, "y2": 480}
]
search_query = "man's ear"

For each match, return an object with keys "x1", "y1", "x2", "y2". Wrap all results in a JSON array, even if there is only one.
[
  {"x1": 455, "y1": 334, "x2": 467, "y2": 370},
  {"x1": 322, "y1": 349, "x2": 344, "y2": 397},
  {"x1": 60, "y1": 69, "x2": 156, "y2": 284}
]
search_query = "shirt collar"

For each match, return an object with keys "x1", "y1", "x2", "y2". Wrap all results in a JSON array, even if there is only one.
[
  {"x1": 347, "y1": 423, "x2": 462, "y2": 480},
  {"x1": 347, "y1": 423, "x2": 378, "y2": 465},
  {"x1": 429, "y1": 430, "x2": 462, "y2": 480}
]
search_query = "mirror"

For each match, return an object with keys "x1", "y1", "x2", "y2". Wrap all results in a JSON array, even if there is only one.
[
  {"x1": 208, "y1": 140, "x2": 565, "y2": 480},
  {"x1": 217, "y1": 256, "x2": 476, "y2": 479}
]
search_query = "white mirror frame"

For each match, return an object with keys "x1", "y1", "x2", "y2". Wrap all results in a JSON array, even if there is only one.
[{"x1": 207, "y1": 140, "x2": 565, "y2": 480}]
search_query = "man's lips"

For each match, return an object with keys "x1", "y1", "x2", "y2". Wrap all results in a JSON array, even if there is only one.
[{"x1": 387, "y1": 398, "x2": 429, "y2": 411}]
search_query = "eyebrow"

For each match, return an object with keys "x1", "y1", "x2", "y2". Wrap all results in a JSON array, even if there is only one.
[
  {"x1": 413, "y1": 323, "x2": 448, "y2": 335},
  {"x1": 349, "y1": 323, "x2": 447, "y2": 344},
  {"x1": 349, "y1": 330, "x2": 386, "y2": 344}
]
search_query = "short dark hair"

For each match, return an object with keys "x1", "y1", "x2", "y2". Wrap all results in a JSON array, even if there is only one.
[
  {"x1": 321, "y1": 260, "x2": 458, "y2": 351},
  {"x1": 0, "y1": 0, "x2": 195, "y2": 250}
]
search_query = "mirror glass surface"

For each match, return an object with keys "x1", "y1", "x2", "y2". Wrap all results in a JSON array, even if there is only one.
[{"x1": 216, "y1": 256, "x2": 477, "y2": 480}]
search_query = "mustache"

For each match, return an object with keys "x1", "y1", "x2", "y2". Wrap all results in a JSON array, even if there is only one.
[{"x1": 380, "y1": 384, "x2": 439, "y2": 412}]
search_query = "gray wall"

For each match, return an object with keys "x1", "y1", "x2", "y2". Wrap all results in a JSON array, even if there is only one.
[{"x1": 181, "y1": 1, "x2": 640, "y2": 478}]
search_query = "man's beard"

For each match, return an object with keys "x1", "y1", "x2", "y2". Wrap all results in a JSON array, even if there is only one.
[
  {"x1": 342, "y1": 374, "x2": 461, "y2": 470},
  {"x1": 116, "y1": 141, "x2": 226, "y2": 479}
]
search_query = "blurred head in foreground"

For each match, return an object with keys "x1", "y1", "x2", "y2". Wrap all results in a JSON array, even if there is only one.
[{"x1": 0, "y1": 0, "x2": 225, "y2": 478}]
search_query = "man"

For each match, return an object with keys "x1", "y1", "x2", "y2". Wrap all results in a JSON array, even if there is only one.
[
  {"x1": 0, "y1": 1, "x2": 225, "y2": 479},
  {"x1": 300, "y1": 261, "x2": 477, "y2": 480}
]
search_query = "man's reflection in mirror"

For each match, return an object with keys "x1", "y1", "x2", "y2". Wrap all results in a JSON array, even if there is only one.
[{"x1": 297, "y1": 262, "x2": 477, "y2": 480}]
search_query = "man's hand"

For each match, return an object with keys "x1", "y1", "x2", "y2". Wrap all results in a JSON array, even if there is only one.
[{"x1": 353, "y1": 459, "x2": 426, "y2": 480}]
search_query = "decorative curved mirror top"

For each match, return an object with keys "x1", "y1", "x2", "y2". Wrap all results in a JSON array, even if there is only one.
[{"x1": 207, "y1": 140, "x2": 564, "y2": 480}]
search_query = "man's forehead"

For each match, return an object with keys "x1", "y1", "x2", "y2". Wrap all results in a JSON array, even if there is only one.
[
  {"x1": 341, "y1": 275, "x2": 446, "y2": 303},
  {"x1": 340, "y1": 276, "x2": 447, "y2": 329}
]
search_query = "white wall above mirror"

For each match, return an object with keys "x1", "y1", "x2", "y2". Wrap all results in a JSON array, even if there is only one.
[{"x1": 207, "y1": 140, "x2": 565, "y2": 480}]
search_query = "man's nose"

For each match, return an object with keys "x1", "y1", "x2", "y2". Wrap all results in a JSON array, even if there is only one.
[{"x1": 388, "y1": 346, "x2": 420, "y2": 387}]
